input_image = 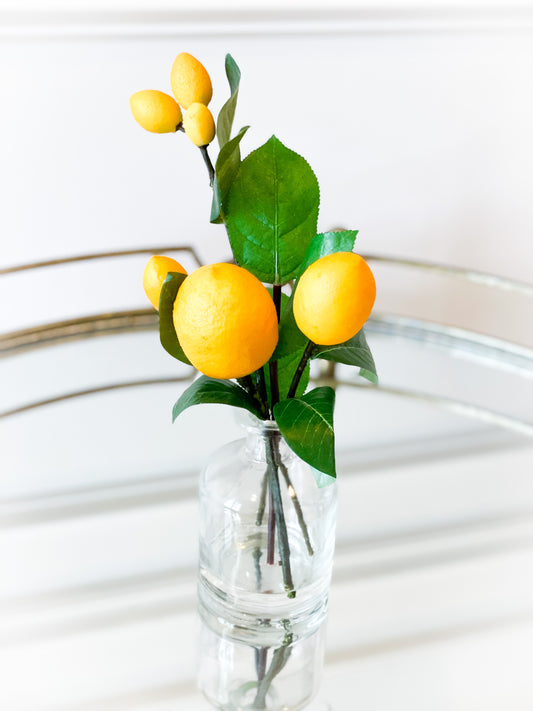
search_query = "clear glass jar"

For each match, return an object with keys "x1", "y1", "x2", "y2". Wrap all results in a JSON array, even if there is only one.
[{"x1": 197, "y1": 418, "x2": 338, "y2": 711}]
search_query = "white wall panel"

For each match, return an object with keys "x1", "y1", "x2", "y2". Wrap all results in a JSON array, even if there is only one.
[{"x1": 1, "y1": 13, "x2": 532, "y2": 341}]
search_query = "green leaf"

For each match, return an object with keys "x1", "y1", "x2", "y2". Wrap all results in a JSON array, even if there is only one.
[
  {"x1": 313, "y1": 328, "x2": 378, "y2": 384},
  {"x1": 273, "y1": 386, "x2": 336, "y2": 479},
  {"x1": 217, "y1": 54, "x2": 241, "y2": 149},
  {"x1": 226, "y1": 135, "x2": 320, "y2": 284},
  {"x1": 299, "y1": 230, "x2": 358, "y2": 276},
  {"x1": 159, "y1": 272, "x2": 191, "y2": 365},
  {"x1": 265, "y1": 346, "x2": 310, "y2": 406},
  {"x1": 172, "y1": 375, "x2": 263, "y2": 423},
  {"x1": 210, "y1": 125, "x2": 249, "y2": 224},
  {"x1": 312, "y1": 467, "x2": 336, "y2": 489}
]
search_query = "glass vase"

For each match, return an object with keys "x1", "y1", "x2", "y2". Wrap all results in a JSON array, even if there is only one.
[{"x1": 197, "y1": 418, "x2": 338, "y2": 711}]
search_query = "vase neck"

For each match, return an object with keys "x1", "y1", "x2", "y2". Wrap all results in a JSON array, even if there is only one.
[{"x1": 242, "y1": 419, "x2": 293, "y2": 464}]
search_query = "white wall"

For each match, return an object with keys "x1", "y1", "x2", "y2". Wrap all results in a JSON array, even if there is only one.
[{"x1": 1, "y1": 5, "x2": 533, "y2": 341}]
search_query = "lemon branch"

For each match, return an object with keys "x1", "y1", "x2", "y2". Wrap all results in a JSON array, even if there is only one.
[
  {"x1": 239, "y1": 375, "x2": 269, "y2": 420},
  {"x1": 199, "y1": 145, "x2": 215, "y2": 187},
  {"x1": 268, "y1": 363, "x2": 279, "y2": 411},
  {"x1": 266, "y1": 435, "x2": 295, "y2": 597},
  {"x1": 287, "y1": 340, "x2": 315, "y2": 399},
  {"x1": 268, "y1": 285, "x2": 282, "y2": 411},
  {"x1": 252, "y1": 626, "x2": 294, "y2": 709},
  {"x1": 266, "y1": 488, "x2": 276, "y2": 566},
  {"x1": 257, "y1": 367, "x2": 269, "y2": 417},
  {"x1": 278, "y1": 459, "x2": 314, "y2": 556}
]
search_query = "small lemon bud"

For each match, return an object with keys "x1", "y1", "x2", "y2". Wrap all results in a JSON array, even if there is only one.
[
  {"x1": 130, "y1": 90, "x2": 182, "y2": 134},
  {"x1": 183, "y1": 103, "x2": 216, "y2": 147},
  {"x1": 170, "y1": 52, "x2": 213, "y2": 109},
  {"x1": 143, "y1": 256, "x2": 188, "y2": 310}
]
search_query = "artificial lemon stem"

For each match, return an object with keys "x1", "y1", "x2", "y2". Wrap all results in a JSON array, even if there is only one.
[
  {"x1": 256, "y1": 469, "x2": 269, "y2": 526},
  {"x1": 268, "y1": 284, "x2": 282, "y2": 411},
  {"x1": 266, "y1": 488, "x2": 276, "y2": 565},
  {"x1": 278, "y1": 459, "x2": 314, "y2": 556},
  {"x1": 252, "y1": 629, "x2": 294, "y2": 710},
  {"x1": 287, "y1": 340, "x2": 315, "y2": 399},
  {"x1": 239, "y1": 375, "x2": 268, "y2": 419},
  {"x1": 266, "y1": 436, "x2": 295, "y2": 596},
  {"x1": 199, "y1": 145, "x2": 215, "y2": 186},
  {"x1": 254, "y1": 647, "x2": 267, "y2": 686},
  {"x1": 269, "y1": 361, "x2": 279, "y2": 410},
  {"x1": 272, "y1": 284, "x2": 282, "y2": 321},
  {"x1": 256, "y1": 367, "x2": 269, "y2": 418}
]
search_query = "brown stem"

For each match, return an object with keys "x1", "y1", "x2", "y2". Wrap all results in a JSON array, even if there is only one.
[
  {"x1": 278, "y1": 459, "x2": 314, "y2": 556},
  {"x1": 287, "y1": 340, "x2": 315, "y2": 399},
  {"x1": 266, "y1": 488, "x2": 276, "y2": 565},
  {"x1": 268, "y1": 360, "x2": 279, "y2": 411},
  {"x1": 266, "y1": 436, "x2": 294, "y2": 596},
  {"x1": 254, "y1": 647, "x2": 268, "y2": 685},
  {"x1": 272, "y1": 284, "x2": 282, "y2": 321},
  {"x1": 199, "y1": 145, "x2": 215, "y2": 186},
  {"x1": 252, "y1": 627, "x2": 294, "y2": 709},
  {"x1": 240, "y1": 375, "x2": 269, "y2": 420},
  {"x1": 257, "y1": 367, "x2": 270, "y2": 418},
  {"x1": 256, "y1": 469, "x2": 268, "y2": 526},
  {"x1": 268, "y1": 285, "x2": 282, "y2": 411}
]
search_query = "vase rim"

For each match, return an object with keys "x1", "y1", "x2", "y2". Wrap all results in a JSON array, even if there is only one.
[{"x1": 240, "y1": 413, "x2": 280, "y2": 435}]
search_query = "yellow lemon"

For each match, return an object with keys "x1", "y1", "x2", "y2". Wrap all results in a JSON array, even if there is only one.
[
  {"x1": 130, "y1": 90, "x2": 182, "y2": 134},
  {"x1": 293, "y1": 252, "x2": 376, "y2": 345},
  {"x1": 173, "y1": 263, "x2": 278, "y2": 379},
  {"x1": 183, "y1": 103, "x2": 216, "y2": 146},
  {"x1": 170, "y1": 52, "x2": 213, "y2": 109},
  {"x1": 143, "y1": 255, "x2": 187, "y2": 310}
]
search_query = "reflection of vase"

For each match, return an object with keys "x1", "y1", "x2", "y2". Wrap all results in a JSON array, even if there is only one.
[{"x1": 197, "y1": 418, "x2": 338, "y2": 711}]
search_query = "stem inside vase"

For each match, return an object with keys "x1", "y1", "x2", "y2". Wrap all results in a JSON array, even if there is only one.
[{"x1": 197, "y1": 421, "x2": 337, "y2": 711}]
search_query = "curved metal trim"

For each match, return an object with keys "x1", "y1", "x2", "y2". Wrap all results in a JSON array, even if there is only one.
[
  {"x1": 363, "y1": 254, "x2": 533, "y2": 297},
  {"x1": 2, "y1": 249, "x2": 531, "y2": 296},
  {"x1": 2, "y1": 311, "x2": 532, "y2": 376},
  {"x1": 0, "y1": 377, "x2": 194, "y2": 420},
  {"x1": 366, "y1": 315, "x2": 533, "y2": 376},
  {"x1": 0, "y1": 246, "x2": 202, "y2": 276},
  {"x1": 0, "y1": 310, "x2": 157, "y2": 356},
  {"x1": 330, "y1": 379, "x2": 533, "y2": 438}
]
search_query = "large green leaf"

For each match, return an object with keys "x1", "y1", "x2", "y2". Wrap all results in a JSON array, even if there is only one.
[
  {"x1": 159, "y1": 272, "x2": 191, "y2": 364},
  {"x1": 210, "y1": 125, "x2": 249, "y2": 224},
  {"x1": 225, "y1": 135, "x2": 320, "y2": 284},
  {"x1": 312, "y1": 467, "x2": 336, "y2": 489},
  {"x1": 313, "y1": 328, "x2": 378, "y2": 384},
  {"x1": 273, "y1": 386, "x2": 336, "y2": 479},
  {"x1": 172, "y1": 375, "x2": 263, "y2": 422},
  {"x1": 273, "y1": 229, "x2": 359, "y2": 360},
  {"x1": 299, "y1": 230, "x2": 358, "y2": 276},
  {"x1": 217, "y1": 54, "x2": 241, "y2": 149}
]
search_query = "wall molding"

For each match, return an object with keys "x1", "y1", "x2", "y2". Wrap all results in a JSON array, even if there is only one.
[{"x1": 1, "y1": 6, "x2": 533, "y2": 39}]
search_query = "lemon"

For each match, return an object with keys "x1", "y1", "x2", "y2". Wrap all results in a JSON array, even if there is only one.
[
  {"x1": 183, "y1": 103, "x2": 216, "y2": 147},
  {"x1": 293, "y1": 252, "x2": 376, "y2": 345},
  {"x1": 143, "y1": 255, "x2": 187, "y2": 310},
  {"x1": 170, "y1": 52, "x2": 213, "y2": 110},
  {"x1": 173, "y1": 263, "x2": 279, "y2": 379},
  {"x1": 130, "y1": 90, "x2": 182, "y2": 134}
]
